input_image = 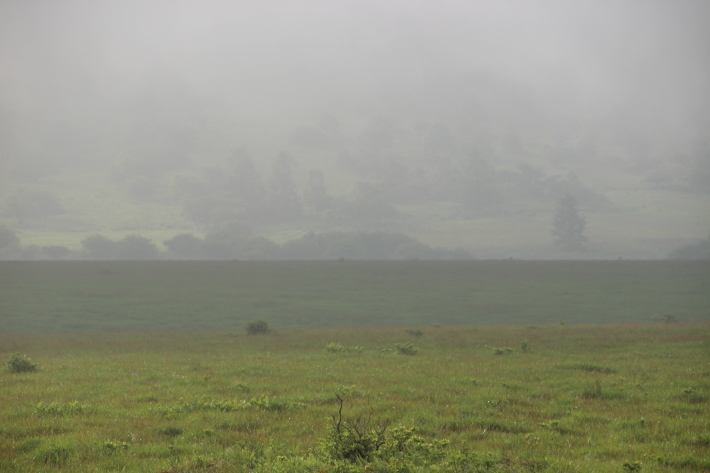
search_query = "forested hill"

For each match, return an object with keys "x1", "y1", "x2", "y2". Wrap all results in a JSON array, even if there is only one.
[{"x1": 1, "y1": 1, "x2": 709, "y2": 259}]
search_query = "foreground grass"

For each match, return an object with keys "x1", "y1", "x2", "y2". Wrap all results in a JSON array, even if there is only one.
[
  {"x1": 1, "y1": 261, "x2": 709, "y2": 334},
  {"x1": 1, "y1": 323, "x2": 708, "y2": 472}
]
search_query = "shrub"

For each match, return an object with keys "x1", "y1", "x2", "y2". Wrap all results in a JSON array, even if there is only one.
[
  {"x1": 325, "y1": 342, "x2": 345, "y2": 352},
  {"x1": 520, "y1": 340, "x2": 530, "y2": 352},
  {"x1": 5, "y1": 353, "x2": 38, "y2": 373},
  {"x1": 661, "y1": 313, "x2": 679, "y2": 323},
  {"x1": 159, "y1": 426, "x2": 183, "y2": 437},
  {"x1": 323, "y1": 395, "x2": 449, "y2": 467},
  {"x1": 406, "y1": 329, "x2": 424, "y2": 337},
  {"x1": 246, "y1": 320, "x2": 270, "y2": 335},
  {"x1": 395, "y1": 342, "x2": 418, "y2": 355},
  {"x1": 623, "y1": 461, "x2": 642, "y2": 472},
  {"x1": 324, "y1": 395, "x2": 389, "y2": 463}
]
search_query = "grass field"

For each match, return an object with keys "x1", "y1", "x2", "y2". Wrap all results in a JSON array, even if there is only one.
[
  {"x1": 1, "y1": 261, "x2": 708, "y2": 334},
  {"x1": 1, "y1": 324, "x2": 708, "y2": 472},
  {"x1": 1, "y1": 261, "x2": 708, "y2": 471}
]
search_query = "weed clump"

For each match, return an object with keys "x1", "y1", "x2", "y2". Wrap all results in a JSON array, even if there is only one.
[
  {"x1": 158, "y1": 426, "x2": 183, "y2": 437},
  {"x1": 406, "y1": 329, "x2": 424, "y2": 337},
  {"x1": 395, "y1": 342, "x2": 419, "y2": 355},
  {"x1": 102, "y1": 441, "x2": 130, "y2": 453},
  {"x1": 623, "y1": 460, "x2": 642, "y2": 472},
  {"x1": 487, "y1": 346, "x2": 514, "y2": 355},
  {"x1": 5, "y1": 353, "x2": 38, "y2": 373},
  {"x1": 324, "y1": 395, "x2": 448, "y2": 465},
  {"x1": 35, "y1": 401, "x2": 88, "y2": 417},
  {"x1": 325, "y1": 343, "x2": 363, "y2": 354},
  {"x1": 245, "y1": 320, "x2": 269, "y2": 335}
]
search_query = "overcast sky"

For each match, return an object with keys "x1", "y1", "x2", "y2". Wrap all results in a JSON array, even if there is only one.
[{"x1": 2, "y1": 0, "x2": 709, "y2": 159}]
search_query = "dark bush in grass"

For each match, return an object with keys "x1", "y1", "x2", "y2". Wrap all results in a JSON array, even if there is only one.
[
  {"x1": 159, "y1": 426, "x2": 183, "y2": 438},
  {"x1": 246, "y1": 320, "x2": 270, "y2": 335},
  {"x1": 5, "y1": 353, "x2": 38, "y2": 373},
  {"x1": 395, "y1": 342, "x2": 418, "y2": 355}
]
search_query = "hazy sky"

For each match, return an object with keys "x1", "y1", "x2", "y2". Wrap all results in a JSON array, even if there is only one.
[{"x1": 1, "y1": 0, "x2": 709, "y2": 159}]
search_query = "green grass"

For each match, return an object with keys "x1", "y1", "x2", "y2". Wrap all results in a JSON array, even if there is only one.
[
  {"x1": 0, "y1": 324, "x2": 708, "y2": 472},
  {"x1": 1, "y1": 261, "x2": 708, "y2": 334}
]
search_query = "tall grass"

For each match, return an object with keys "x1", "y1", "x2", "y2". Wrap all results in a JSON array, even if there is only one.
[{"x1": 0, "y1": 323, "x2": 707, "y2": 472}]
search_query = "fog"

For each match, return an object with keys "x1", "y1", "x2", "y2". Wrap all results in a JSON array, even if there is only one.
[{"x1": 1, "y1": 0, "x2": 709, "y2": 259}]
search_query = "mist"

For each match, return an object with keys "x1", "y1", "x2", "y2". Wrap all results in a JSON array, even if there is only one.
[{"x1": 1, "y1": 0, "x2": 709, "y2": 259}]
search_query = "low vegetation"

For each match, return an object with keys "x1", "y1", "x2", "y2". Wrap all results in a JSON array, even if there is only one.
[
  {"x1": 0, "y1": 323, "x2": 707, "y2": 472},
  {"x1": 4, "y1": 353, "x2": 38, "y2": 373}
]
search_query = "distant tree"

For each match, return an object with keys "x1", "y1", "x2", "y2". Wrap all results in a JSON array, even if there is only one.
[
  {"x1": 115, "y1": 235, "x2": 159, "y2": 260},
  {"x1": 164, "y1": 233, "x2": 202, "y2": 259},
  {"x1": 81, "y1": 234, "x2": 117, "y2": 260},
  {"x1": 237, "y1": 236, "x2": 280, "y2": 260},
  {"x1": 340, "y1": 182, "x2": 397, "y2": 224},
  {"x1": 551, "y1": 193, "x2": 588, "y2": 251},
  {"x1": 225, "y1": 151, "x2": 267, "y2": 209},
  {"x1": 41, "y1": 245, "x2": 70, "y2": 260},
  {"x1": 667, "y1": 232, "x2": 710, "y2": 260},
  {"x1": 291, "y1": 126, "x2": 330, "y2": 149},
  {"x1": 359, "y1": 115, "x2": 394, "y2": 152},
  {"x1": 303, "y1": 169, "x2": 332, "y2": 214},
  {"x1": 246, "y1": 320, "x2": 270, "y2": 335},
  {"x1": 0, "y1": 225, "x2": 20, "y2": 251},
  {"x1": 201, "y1": 231, "x2": 242, "y2": 260},
  {"x1": 686, "y1": 141, "x2": 710, "y2": 191},
  {"x1": 266, "y1": 152, "x2": 302, "y2": 221}
]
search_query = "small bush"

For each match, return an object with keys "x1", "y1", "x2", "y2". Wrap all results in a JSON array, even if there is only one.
[
  {"x1": 159, "y1": 426, "x2": 183, "y2": 437},
  {"x1": 623, "y1": 461, "x2": 642, "y2": 472},
  {"x1": 489, "y1": 347, "x2": 513, "y2": 355},
  {"x1": 520, "y1": 340, "x2": 530, "y2": 352},
  {"x1": 395, "y1": 342, "x2": 418, "y2": 355},
  {"x1": 5, "y1": 353, "x2": 38, "y2": 373},
  {"x1": 246, "y1": 320, "x2": 270, "y2": 335},
  {"x1": 406, "y1": 329, "x2": 424, "y2": 337},
  {"x1": 662, "y1": 313, "x2": 678, "y2": 323},
  {"x1": 325, "y1": 342, "x2": 345, "y2": 352}
]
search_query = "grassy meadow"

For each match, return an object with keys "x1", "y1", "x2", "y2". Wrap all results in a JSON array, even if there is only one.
[
  {"x1": 1, "y1": 324, "x2": 709, "y2": 472},
  {"x1": 1, "y1": 260, "x2": 709, "y2": 334},
  {"x1": 1, "y1": 261, "x2": 708, "y2": 471}
]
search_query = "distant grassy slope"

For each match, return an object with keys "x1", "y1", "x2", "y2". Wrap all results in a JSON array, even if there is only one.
[{"x1": 1, "y1": 261, "x2": 707, "y2": 334}]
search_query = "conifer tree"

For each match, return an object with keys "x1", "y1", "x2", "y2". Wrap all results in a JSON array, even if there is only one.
[{"x1": 552, "y1": 193, "x2": 587, "y2": 251}]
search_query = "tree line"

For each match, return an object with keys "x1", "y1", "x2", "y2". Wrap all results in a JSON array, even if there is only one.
[{"x1": 0, "y1": 228, "x2": 471, "y2": 261}]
